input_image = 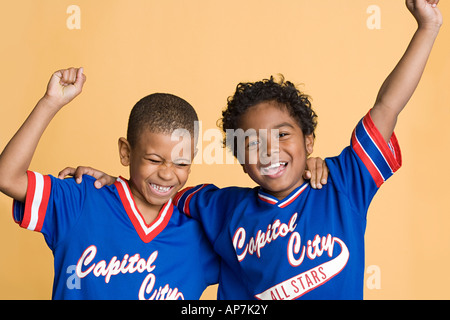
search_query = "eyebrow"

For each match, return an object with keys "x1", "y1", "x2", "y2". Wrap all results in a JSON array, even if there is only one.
[
  {"x1": 145, "y1": 153, "x2": 163, "y2": 158},
  {"x1": 273, "y1": 122, "x2": 295, "y2": 129}
]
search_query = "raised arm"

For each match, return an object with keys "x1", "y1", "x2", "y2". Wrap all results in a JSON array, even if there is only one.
[
  {"x1": 0, "y1": 67, "x2": 86, "y2": 202},
  {"x1": 370, "y1": 0, "x2": 442, "y2": 143}
]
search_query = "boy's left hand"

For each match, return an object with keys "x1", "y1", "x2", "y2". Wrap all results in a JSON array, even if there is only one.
[{"x1": 304, "y1": 157, "x2": 329, "y2": 189}]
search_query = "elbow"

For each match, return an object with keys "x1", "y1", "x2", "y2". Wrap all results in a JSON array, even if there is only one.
[
  {"x1": 0, "y1": 176, "x2": 15, "y2": 198},
  {"x1": 0, "y1": 170, "x2": 28, "y2": 202},
  {"x1": 0, "y1": 168, "x2": 10, "y2": 195}
]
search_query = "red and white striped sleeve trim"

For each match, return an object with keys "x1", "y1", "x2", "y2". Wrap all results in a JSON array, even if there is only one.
[
  {"x1": 351, "y1": 111, "x2": 402, "y2": 188},
  {"x1": 12, "y1": 171, "x2": 51, "y2": 232},
  {"x1": 173, "y1": 184, "x2": 209, "y2": 217}
]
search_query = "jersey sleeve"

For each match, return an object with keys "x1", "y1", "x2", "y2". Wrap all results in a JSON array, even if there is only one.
[
  {"x1": 174, "y1": 184, "x2": 247, "y2": 244},
  {"x1": 325, "y1": 110, "x2": 402, "y2": 215},
  {"x1": 12, "y1": 171, "x2": 85, "y2": 249}
]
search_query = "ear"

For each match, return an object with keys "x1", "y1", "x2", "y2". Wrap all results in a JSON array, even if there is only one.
[
  {"x1": 118, "y1": 137, "x2": 131, "y2": 166},
  {"x1": 305, "y1": 134, "x2": 314, "y2": 156}
]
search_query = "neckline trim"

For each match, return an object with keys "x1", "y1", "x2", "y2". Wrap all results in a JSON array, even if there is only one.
[
  {"x1": 115, "y1": 177, "x2": 174, "y2": 243},
  {"x1": 258, "y1": 183, "x2": 309, "y2": 208}
]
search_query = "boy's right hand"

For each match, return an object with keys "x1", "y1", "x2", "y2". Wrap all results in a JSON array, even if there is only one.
[
  {"x1": 43, "y1": 67, "x2": 86, "y2": 108},
  {"x1": 58, "y1": 166, "x2": 116, "y2": 189}
]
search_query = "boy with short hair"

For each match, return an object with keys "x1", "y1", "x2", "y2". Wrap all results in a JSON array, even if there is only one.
[{"x1": 0, "y1": 68, "x2": 219, "y2": 299}]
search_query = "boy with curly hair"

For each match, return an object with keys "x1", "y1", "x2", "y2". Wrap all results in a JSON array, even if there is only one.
[
  {"x1": 175, "y1": 0, "x2": 442, "y2": 299},
  {"x1": 63, "y1": 0, "x2": 442, "y2": 299}
]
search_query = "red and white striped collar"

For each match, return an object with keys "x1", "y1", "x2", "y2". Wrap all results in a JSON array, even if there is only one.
[
  {"x1": 115, "y1": 177, "x2": 174, "y2": 243},
  {"x1": 258, "y1": 183, "x2": 309, "y2": 208}
]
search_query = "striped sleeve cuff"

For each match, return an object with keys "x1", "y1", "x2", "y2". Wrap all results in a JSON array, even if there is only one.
[
  {"x1": 173, "y1": 184, "x2": 209, "y2": 217},
  {"x1": 351, "y1": 111, "x2": 402, "y2": 188},
  {"x1": 12, "y1": 171, "x2": 51, "y2": 232}
]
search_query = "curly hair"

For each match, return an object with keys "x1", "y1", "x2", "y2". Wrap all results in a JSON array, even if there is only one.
[
  {"x1": 127, "y1": 93, "x2": 198, "y2": 148},
  {"x1": 220, "y1": 75, "x2": 318, "y2": 157}
]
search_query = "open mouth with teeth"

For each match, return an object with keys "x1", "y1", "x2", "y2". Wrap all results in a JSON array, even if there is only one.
[
  {"x1": 149, "y1": 183, "x2": 174, "y2": 196},
  {"x1": 260, "y1": 162, "x2": 288, "y2": 177}
]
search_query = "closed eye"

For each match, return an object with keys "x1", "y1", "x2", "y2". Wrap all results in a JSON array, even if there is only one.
[
  {"x1": 147, "y1": 158, "x2": 162, "y2": 164},
  {"x1": 173, "y1": 161, "x2": 190, "y2": 167}
]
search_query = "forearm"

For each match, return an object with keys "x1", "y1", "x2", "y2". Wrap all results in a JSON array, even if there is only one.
[
  {"x1": 371, "y1": 25, "x2": 440, "y2": 142},
  {"x1": 0, "y1": 97, "x2": 60, "y2": 201},
  {"x1": 0, "y1": 67, "x2": 85, "y2": 202},
  {"x1": 376, "y1": 26, "x2": 439, "y2": 112}
]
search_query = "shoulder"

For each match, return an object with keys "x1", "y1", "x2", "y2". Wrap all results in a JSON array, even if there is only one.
[
  {"x1": 174, "y1": 184, "x2": 253, "y2": 204},
  {"x1": 49, "y1": 174, "x2": 119, "y2": 202},
  {"x1": 326, "y1": 111, "x2": 402, "y2": 188}
]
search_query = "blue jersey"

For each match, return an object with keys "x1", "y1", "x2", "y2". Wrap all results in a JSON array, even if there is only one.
[
  {"x1": 174, "y1": 111, "x2": 401, "y2": 300},
  {"x1": 12, "y1": 174, "x2": 219, "y2": 300}
]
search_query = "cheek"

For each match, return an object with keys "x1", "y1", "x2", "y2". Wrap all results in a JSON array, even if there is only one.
[
  {"x1": 174, "y1": 168, "x2": 190, "y2": 185},
  {"x1": 246, "y1": 148, "x2": 259, "y2": 165},
  {"x1": 283, "y1": 139, "x2": 307, "y2": 157},
  {"x1": 130, "y1": 160, "x2": 156, "y2": 180}
]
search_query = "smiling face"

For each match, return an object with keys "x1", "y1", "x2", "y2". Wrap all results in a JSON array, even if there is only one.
[
  {"x1": 119, "y1": 129, "x2": 194, "y2": 221},
  {"x1": 239, "y1": 101, "x2": 314, "y2": 200}
]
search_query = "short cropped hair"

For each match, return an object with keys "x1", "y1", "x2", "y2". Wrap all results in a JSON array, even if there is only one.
[
  {"x1": 220, "y1": 75, "x2": 318, "y2": 157},
  {"x1": 127, "y1": 93, "x2": 198, "y2": 148}
]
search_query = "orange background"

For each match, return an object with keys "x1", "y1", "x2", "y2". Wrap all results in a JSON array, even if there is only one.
[{"x1": 0, "y1": 0, "x2": 449, "y2": 299}]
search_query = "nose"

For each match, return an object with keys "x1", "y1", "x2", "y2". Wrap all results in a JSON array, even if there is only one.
[
  {"x1": 157, "y1": 162, "x2": 175, "y2": 181},
  {"x1": 260, "y1": 130, "x2": 279, "y2": 165}
]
